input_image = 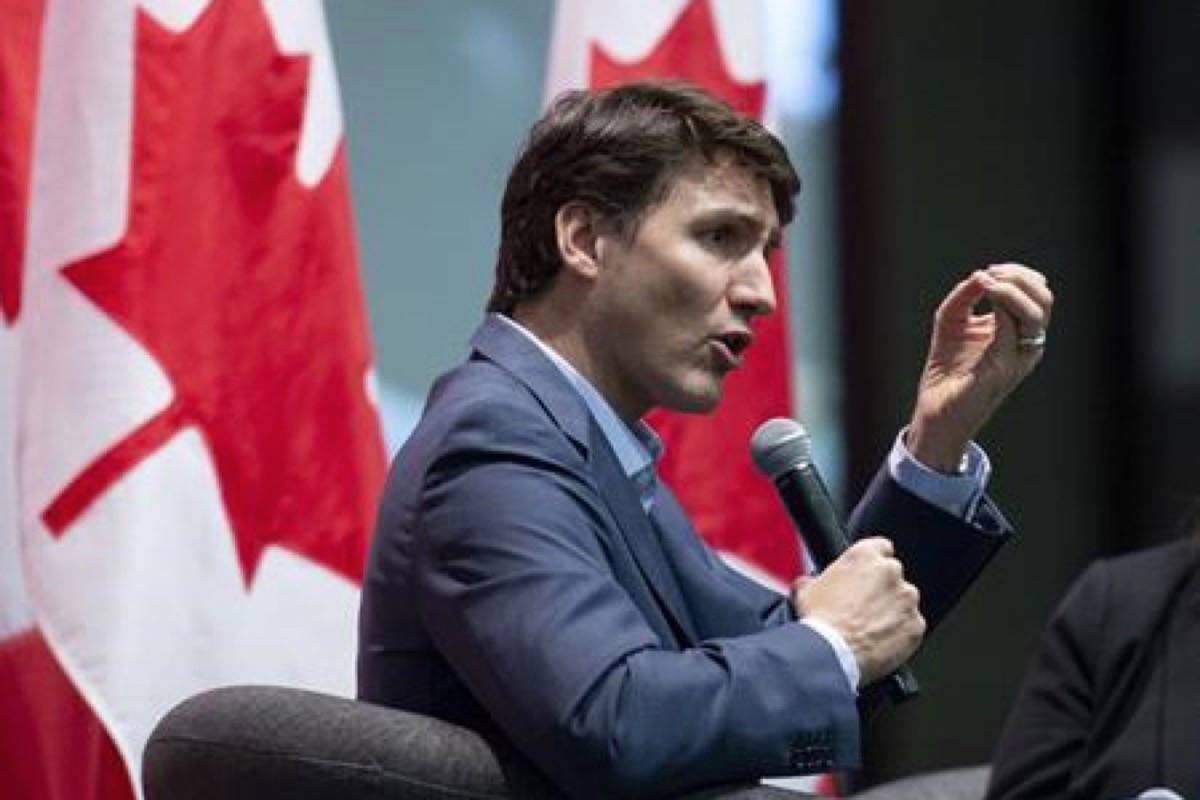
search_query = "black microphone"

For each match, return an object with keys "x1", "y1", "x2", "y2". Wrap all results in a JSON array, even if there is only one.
[{"x1": 750, "y1": 418, "x2": 919, "y2": 705}]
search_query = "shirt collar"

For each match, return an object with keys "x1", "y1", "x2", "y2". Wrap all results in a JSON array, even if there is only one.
[{"x1": 493, "y1": 314, "x2": 662, "y2": 505}]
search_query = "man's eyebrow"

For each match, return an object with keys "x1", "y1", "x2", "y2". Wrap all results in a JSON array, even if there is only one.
[
  {"x1": 695, "y1": 207, "x2": 782, "y2": 247},
  {"x1": 693, "y1": 207, "x2": 775, "y2": 230}
]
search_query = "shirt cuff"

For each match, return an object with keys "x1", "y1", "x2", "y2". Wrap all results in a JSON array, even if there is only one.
[
  {"x1": 800, "y1": 617, "x2": 861, "y2": 692},
  {"x1": 887, "y1": 427, "x2": 991, "y2": 518}
]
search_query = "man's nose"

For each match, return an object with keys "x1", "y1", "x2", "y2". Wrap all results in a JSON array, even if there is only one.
[{"x1": 729, "y1": 251, "x2": 777, "y2": 318}]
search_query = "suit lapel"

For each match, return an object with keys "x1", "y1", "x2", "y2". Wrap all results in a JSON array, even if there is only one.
[{"x1": 587, "y1": 422, "x2": 698, "y2": 647}]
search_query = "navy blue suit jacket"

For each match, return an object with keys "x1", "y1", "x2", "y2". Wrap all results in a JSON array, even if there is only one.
[{"x1": 358, "y1": 315, "x2": 1012, "y2": 798}]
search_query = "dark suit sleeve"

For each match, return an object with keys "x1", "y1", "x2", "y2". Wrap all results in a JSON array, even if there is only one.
[
  {"x1": 984, "y1": 563, "x2": 1106, "y2": 799},
  {"x1": 414, "y1": 402, "x2": 858, "y2": 799},
  {"x1": 849, "y1": 465, "x2": 1013, "y2": 630}
]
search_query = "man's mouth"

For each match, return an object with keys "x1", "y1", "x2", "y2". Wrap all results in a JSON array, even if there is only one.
[{"x1": 711, "y1": 330, "x2": 752, "y2": 368}]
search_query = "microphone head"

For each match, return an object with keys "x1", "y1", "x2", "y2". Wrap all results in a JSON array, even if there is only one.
[{"x1": 750, "y1": 418, "x2": 813, "y2": 480}]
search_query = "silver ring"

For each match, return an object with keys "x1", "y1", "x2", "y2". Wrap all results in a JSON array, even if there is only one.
[{"x1": 1017, "y1": 330, "x2": 1047, "y2": 350}]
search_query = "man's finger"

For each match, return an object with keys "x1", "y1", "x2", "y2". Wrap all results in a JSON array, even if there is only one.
[
  {"x1": 985, "y1": 263, "x2": 1054, "y2": 321},
  {"x1": 935, "y1": 271, "x2": 990, "y2": 325},
  {"x1": 985, "y1": 261, "x2": 1048, "y2": 285},
  {"x1": 852, "y1": 536, "x2": 895, "y2": 557},
  {"x1": 980, "y1": 278, "x2": 1048, "y2": 336},
  {"x1": 991, "y1": 302, "x2": 1047, "y2": 361}
]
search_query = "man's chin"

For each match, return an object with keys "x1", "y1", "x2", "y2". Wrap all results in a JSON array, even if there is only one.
[{"x1": 660, "y1": 382, "x2": 724, "y2": 415}]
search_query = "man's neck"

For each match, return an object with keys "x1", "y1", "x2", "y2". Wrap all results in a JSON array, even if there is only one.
[{"x1": 511, "y1": 304, "x2": 644, "y2": 424}]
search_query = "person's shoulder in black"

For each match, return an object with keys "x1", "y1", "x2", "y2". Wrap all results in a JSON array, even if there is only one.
[{"x1": 987, "y1": 537, "x2": 1200, "y2": 800}]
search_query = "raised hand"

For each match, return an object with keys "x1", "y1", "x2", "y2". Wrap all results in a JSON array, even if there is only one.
[{"x1": 907, "y1": 263, "x2": 1053, "y2": 472}]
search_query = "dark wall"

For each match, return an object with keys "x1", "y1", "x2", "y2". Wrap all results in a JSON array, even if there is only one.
[
  {"x1": 1130, "y1": 2, "x2": 1200, "y2": 547},
  {"x1": 839, "y1": 0, "x2": 1136, "y2": 782}
]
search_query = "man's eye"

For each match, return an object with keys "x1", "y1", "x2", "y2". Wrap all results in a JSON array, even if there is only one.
[{"x1": 701, "y1": 227, "x2": 733, "y2": 248}]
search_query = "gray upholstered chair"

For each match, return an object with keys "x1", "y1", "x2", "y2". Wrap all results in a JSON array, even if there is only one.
[
  {"x1": 142, "y1": 686, "x2": 988, "y2": 799},
  {"x1": 852, "y1": 767, "x2": 990, "y2": 800}
]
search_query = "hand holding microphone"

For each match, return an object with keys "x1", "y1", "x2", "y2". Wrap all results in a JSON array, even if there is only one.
[
  {"x1": 791, "y1": 537, "x2": 924, "y2": 687},
  {"x1": 751, "y1": 418, "x2": 921, "y2": 702}
]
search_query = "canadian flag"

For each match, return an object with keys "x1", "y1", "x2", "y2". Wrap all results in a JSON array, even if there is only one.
[
  {"x1": 545, "y1": 1, "x2": 835, "y2": 793},
  {"x1": 0, "y1": 1, "x2": 386, "y2": 798}
]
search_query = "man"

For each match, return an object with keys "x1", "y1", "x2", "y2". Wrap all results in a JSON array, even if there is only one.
[{"x1": 358, "y1": 81, "x2": 1052, "y2": 798}]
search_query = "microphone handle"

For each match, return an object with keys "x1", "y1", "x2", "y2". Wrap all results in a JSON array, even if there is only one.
[{"x1": 777, "y1": 467, "x2": 920, "y2": 705}]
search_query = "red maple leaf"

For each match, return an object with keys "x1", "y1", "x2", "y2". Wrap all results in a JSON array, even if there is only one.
[
  {"x1": 43, "y1": 0, "x2": 386, "y2": 586},
  {"x1": 589, "y1": 0, "x2": 801, "y2": 581},
  {"x1": 589, "y1": 0, "x2": 765, "y2": 117},
  {"x1": 0, "y1": 0, "x2": 46, "y2": 325}
]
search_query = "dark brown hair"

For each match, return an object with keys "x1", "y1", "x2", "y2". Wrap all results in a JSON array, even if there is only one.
[{"x1": 487, "y1": 80, "x2": 800, "y2": 315}]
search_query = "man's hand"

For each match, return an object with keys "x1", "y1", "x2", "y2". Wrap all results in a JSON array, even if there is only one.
[
  {"x1": 908, "y1": 264, "x2": 1054, "y2": 472},
  {"x1": 792, "y1": 537, "x2": 925, "y2": 685}
]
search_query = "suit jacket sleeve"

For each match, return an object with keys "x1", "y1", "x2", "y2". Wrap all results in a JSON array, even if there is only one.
[
  {"x1": 850, "y1": 465, "x2": 1013, "y2": 631},
  {"x1": 414, "y1": 398, "x2": 858, "y2": 799},
  {"x1": 682, "y1": 462, "x2": 1013, "y2": 638},
  {"x1": 984, "y1": 563, "x2": 1106, "y2": 799}
]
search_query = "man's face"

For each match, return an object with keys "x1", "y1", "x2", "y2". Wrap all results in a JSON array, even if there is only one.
[{"x1": 583, "y1": 157, "x2": 780, "y2": 421}]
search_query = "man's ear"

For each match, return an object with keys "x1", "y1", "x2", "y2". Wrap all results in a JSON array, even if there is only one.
[{"x1": 554, "y1": 202, "x2": 603, "y2": 279}]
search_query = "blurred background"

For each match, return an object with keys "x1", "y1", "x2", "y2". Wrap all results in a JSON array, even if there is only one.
[{"x1": 328, "y1": 0, "x2": 1200, "y2": 785}]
